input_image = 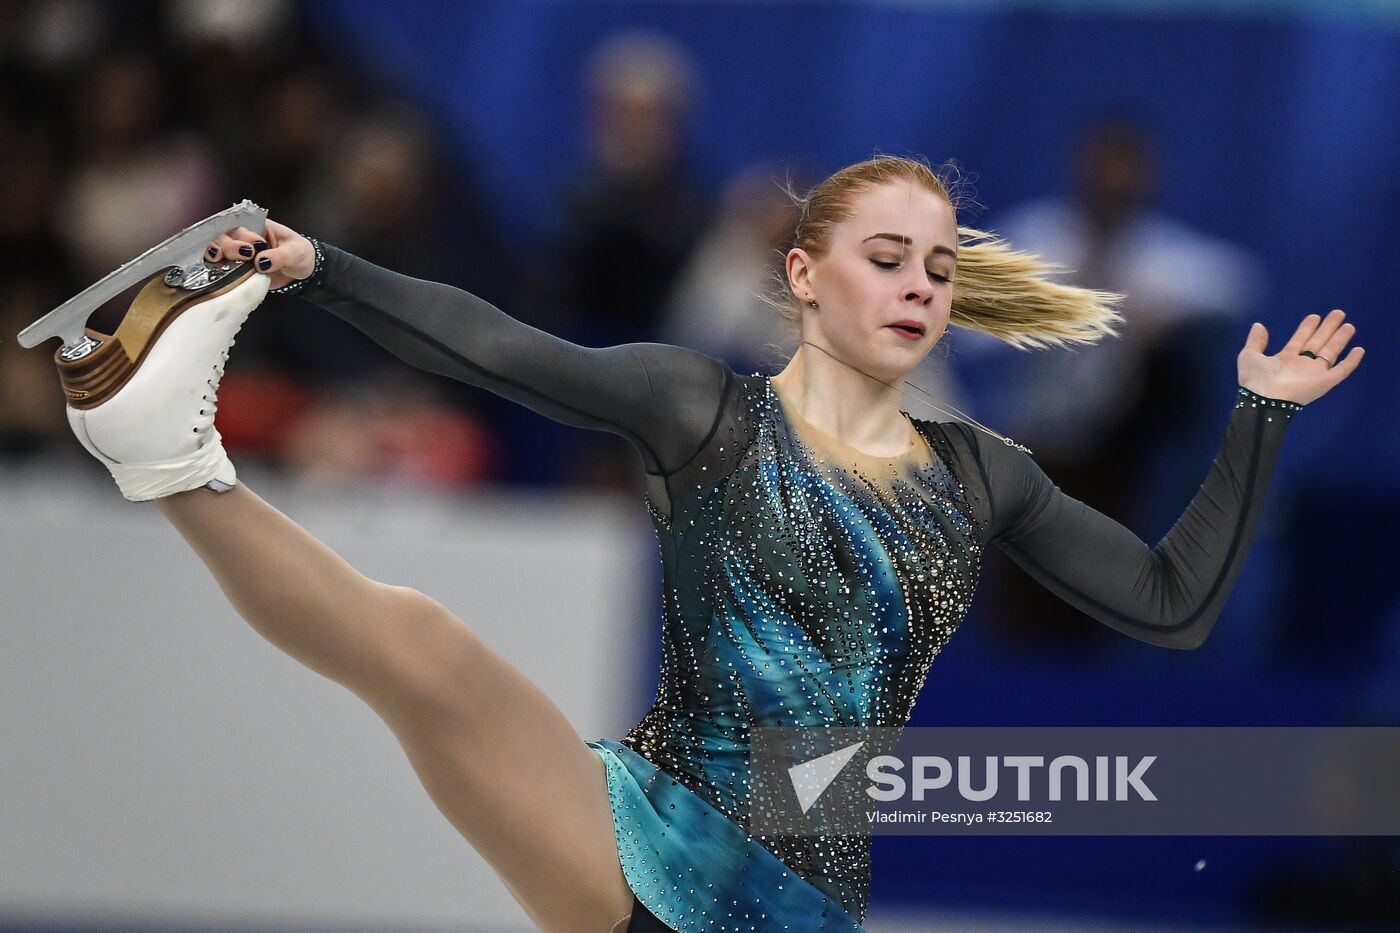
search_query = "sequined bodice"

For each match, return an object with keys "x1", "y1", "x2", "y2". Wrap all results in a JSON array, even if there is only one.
[{"x1": 621, "y1": 375, "x2": 984, "y2": 917}]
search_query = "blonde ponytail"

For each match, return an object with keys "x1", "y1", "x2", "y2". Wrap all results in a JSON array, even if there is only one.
[{"x1": 951, "y1": 225, "x2": 1124, "y2": 350}]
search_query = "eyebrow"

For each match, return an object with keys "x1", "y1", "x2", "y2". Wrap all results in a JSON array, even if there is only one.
[{"x1": 863, "y1": 232, "x2": 957, "y2": 259}]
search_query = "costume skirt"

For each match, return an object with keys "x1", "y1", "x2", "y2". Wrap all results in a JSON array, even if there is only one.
[{"x1": 587, "y1": 738, "x2": 865, "y2": 932}]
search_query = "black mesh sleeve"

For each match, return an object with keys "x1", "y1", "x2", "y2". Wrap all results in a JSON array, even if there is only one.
[
  {"x1": 294, "y1": 243, "x2": 730, "y2": 479},
  {"x1": 969, "y1": 386, "x2": 1298, "y2": 649}
]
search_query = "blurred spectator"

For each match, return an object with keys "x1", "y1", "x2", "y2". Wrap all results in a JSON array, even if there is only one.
[
  {"x1": 240, "y1": 63, "x2": 345, "y2": 213},
  {"x1": 167, "y1": 0, "x2": 294, "y2": 56},
  {"x1": 57, "y1": 53, "x2": 226, "y2": 282},
  {"x1": 549, "y1": 30, "x2": 712, "y2": 346},
  {"x1": 12, "y1": 0, "x2": 109, "y2": 68},
  {"x1": 166, "y1": 0, "x2": 301, "y2": 202},
  {"x1": 251, "y1": 106, "x2": 511, "y2": 376},
  {"x1": 259, "y1": 103, "x2": 519, "y2": 484},
  {"x1": 298, "y1": 108, "x2": 488, "y2": 283},
  {"x1": 961, "y1": 115, "x2": 1265, "y2": 653},
  {"x1": 660, "y1": 162, "x2": 800, "y2": 375}
]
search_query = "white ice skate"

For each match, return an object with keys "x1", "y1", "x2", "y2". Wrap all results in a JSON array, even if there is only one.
[{"x1": 19, "y1": 202, "x2": 273, "y2": 501}]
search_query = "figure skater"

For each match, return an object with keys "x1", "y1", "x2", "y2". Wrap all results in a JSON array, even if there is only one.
[{"x1": 38, "y1": 156, "x2": 1362, "y2": 932}]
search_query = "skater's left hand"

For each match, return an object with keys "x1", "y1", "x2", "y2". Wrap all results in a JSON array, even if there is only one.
[
  {"x1": 1236, "y1": 310, "x2": 1364, "y2": 407},
  {"x1": 205, "y1": 219, "x2": 316, "y2": 291}
]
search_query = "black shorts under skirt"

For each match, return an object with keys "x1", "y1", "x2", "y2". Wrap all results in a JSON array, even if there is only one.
[{"x1": 626, "y1": 892, "x2": 674, "y2": 931}]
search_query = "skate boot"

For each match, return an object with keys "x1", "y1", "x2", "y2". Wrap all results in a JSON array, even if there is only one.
[{"x1": 18, "y1": 201, "x2": 273, "y2": 501}]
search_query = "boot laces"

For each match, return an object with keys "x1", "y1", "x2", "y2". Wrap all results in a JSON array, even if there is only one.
[{"x1": 194, "y1": 327, "x2": 242, "y2": 445}]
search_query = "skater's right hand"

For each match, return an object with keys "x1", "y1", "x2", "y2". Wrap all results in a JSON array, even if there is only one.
[{"x1": 205, "y1": 219, "x2": 317, "y2": 291}]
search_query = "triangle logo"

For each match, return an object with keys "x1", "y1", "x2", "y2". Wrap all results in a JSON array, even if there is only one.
[{"x1": 788, "y1": 741, "x2": 865, "y2": 814}]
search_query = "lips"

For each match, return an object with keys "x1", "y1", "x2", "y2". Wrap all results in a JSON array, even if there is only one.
[{"x1": 887, "y1": 320, "x2": 926, "y2": 338}]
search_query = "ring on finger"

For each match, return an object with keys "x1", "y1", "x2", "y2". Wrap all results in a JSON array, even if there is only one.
[{"x1": 1299, "y1": 349, "x2": 1334, "y2": 366}]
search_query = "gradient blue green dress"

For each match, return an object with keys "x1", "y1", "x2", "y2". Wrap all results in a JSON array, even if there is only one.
[{"x1": 301, "y1": 243, "x2": 1297, "y2": 931}]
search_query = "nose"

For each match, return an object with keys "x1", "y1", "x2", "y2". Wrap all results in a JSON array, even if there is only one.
[{"x1": 902, "y1": 269, "x2": 934, "y2": 305}]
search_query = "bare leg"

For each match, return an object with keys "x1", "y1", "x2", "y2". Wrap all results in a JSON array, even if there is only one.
[{"x1": 156, "y1": 483, "x2": 634, "y2": 932}]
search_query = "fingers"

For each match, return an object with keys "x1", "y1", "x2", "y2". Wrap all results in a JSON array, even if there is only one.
[
  {"x1": 1303, "y1": 309, "x2": 1347, "y2": 355},
  {"x1": 1280, "y1": 313, "x2": 1322, "y2": 355},
  {"x1": 264, "y1": 218, "x2": 300, "y2": 248},
  {"x1": 205, "y1": 225, "x2": 269, "y2": 263},
  {"x1": 1318, "y1": 319, "x2": 1357, "y2": 365},
  {"x1": 249, "y1": 243, "x2": 296, "y2": 274},
  {"x1": 1244, "y1": 321, "x2": 1269, "y2": 354},
  {"x1": 1324, "y1": 345, "x2": 1365, "y2": 387},
  {"x1": 199, "y1": 217, "x2": 308, "y2": 285}
]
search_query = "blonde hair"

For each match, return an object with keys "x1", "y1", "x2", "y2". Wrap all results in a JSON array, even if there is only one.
[
  {"x1": 763, "y1": 153, "x2": 1124, "y2": 350},
  {"x1": 759, "y1": 153, "x2": 1126, "y2": 451}
]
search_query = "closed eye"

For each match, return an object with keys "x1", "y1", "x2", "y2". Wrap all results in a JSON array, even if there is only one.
[{"x1": 871, "y1": 259, "x2": 951, "y2": 283}]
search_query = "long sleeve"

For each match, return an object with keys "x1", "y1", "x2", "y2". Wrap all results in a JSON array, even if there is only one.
[
  {"x1": 295, "y1": 242, "x2": 731, "y2": 478},
  {"x1": 969, "y1": 386, "x2": 1299, "y2": 649}
]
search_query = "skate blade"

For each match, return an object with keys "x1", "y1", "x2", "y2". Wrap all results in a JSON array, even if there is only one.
[{"x1": 16, "y1": 199, "x2": 269, "y2": 351}]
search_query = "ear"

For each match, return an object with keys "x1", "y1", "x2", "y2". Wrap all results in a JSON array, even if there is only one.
[{"x1": 786, "y1": 247, "x2": 815, "y2": 301}]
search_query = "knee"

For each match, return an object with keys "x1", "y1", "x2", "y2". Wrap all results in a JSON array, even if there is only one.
[{"x1": 352, "y1": 584, "x2": 484, "y2": 721}]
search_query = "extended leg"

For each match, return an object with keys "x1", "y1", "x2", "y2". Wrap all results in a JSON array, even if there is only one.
[{"x1": 156, "y1": 484, "x2": 636, "y2": 931}]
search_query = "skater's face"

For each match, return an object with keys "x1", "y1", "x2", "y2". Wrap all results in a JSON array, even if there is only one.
[{"x1": 787, "y1": 179, "x2": 956, "y2": 382}]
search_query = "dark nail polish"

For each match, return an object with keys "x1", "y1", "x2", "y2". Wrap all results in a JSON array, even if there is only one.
[
  {"x1": 257, "y1": 256, "x2": 271, "y2": 271},
  {"x1": 206, "y1": 246, "x2": 218, "y2": 258},
  {"x1": 253, "y1": 240, "x2": 269, "y2": 252},
  {"x1": 239, "y1": 245, "x2": 254, "y2": 257}
]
